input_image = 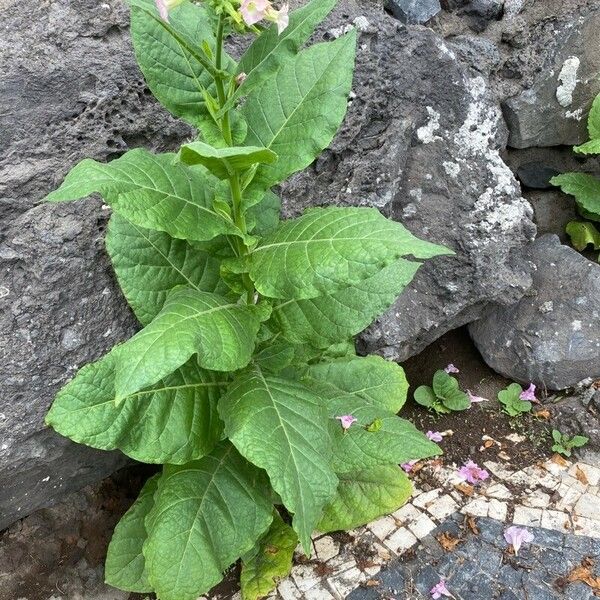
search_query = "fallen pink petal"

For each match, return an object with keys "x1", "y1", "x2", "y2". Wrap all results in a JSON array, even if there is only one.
[
  {"x1": 336, "y1": 414, "x2": 357, "y2": 431},
  {"x1": 467, "y1": 389, "x2": 488, "y2": 404},
  {"x1": 401, "y1": 460, "x2": 418, "y2": 473},
  {"x1": 458, "y1": 460, "x2": 490, "y2": 485},
  {"x1": 430, "y1": 578, "x2": 454, "y2": 599},
  {"x1": 444, "y1": 363, "x2": 459, "y2": 374},
  {"x1": 504, "y1": 526, "x2": 534, "y2": 555},
  {"x1": 520, "y1": 383, "x2": 537, "y2": 402},
  {"x1": 427, "y1": 430, "x2": 444, "y2": 442}
]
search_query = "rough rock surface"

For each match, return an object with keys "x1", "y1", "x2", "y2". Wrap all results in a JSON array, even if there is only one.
[
  {"x1": 469, "y1": 234, "x2": 600, "y2": 390},
  {"x1": 0, "y1": 0, "x2": 191, "y2": 529},
  {"x1": 283, "y1": 5, "x2": 535, "y2": 362},
  {"x1": 502, "y1": 9, "x2": 600, "y2": 148},
  {"x1": 384, "y1": 0, "x2": 442, "y2": 24}
]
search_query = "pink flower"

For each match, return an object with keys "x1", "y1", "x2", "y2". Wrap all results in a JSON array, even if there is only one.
[
  {"x1": 336, "y1": 415, "x2": 357, "y2": 431},
  {"x1": 240, "y1": 0, "x2": 271, "y2": 26},
  {"x1": 430, "y1": 579, "x2": 454, "y2": 599},
  {"x1": 401, "y1": 460, "x2": 418, "y2": 473},
  {"x1": 154, "y1": 0, "x2": 183, "y2": 22},
  {"x1": 467, "y1": 390, "x2": 488, "y2": 404},
  {"x1": 520, "y1": 383, "x2": 537, "y2": 402},
  {"x1": 504, "y1": 526, "x2": 534, "y2": 555},
  {"x1": 444, "y1": 363, "x2": 459, "y2": 374},
  {"x1": 457, "y1": 460, "x2": 489, "y2": 485},
  {"x1": 272, "y1": 3, "x2": 289, "y2": 34},
  {"x1": 426, "y1": 430, "x2": 444, "y2": 442}
]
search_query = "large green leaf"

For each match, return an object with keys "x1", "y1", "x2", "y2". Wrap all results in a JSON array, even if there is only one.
[
  {"x1": 574, "y1": 139, "x2": 600, "y2": 155},
  {"x1": 112, "y1": 287, "x2": 269, "y2": 400},
  {"x1": 144, "y1": 443, "x2": 273, "y2": 600},
  {"x1": 250, "y1": 207, "x2": 450, "y2": 300},
  {"x1": 229, "y1": 0, "x2": 337, "y2": 108},
  {"x1": 317, "y1": 466, "x2": 413, "y2": 532},
  {"x1": 46, "y1": 355, "x2": 224, "y2": 464},
  {"x1": 105, "y1": 475, "x2": 158, "y2": 592},
  {"x1": 305, "y1": 356, "x2": 409, "y2": 413},
  {"x1": 246, "y1": 190, "x2": 281, "y2": 236},
  {"x1": 242, "y1": 32, "x2": 356, "y2": 191},
  {"x1": 219, "y1": 367, "x2": 338, "y2": 552},
  {"x1": 240, "y1": 512, "x2": 297, "y2": 600},
  {"x1": 551, "y1": 172, "x2": 600, "y2": 221},
  {"x1": 179, "y1": 142, "x2": 277, "y2": 180},
  {"x1": 432, "y1": 370, "x2": 470, "y2": 411},
  {"x1": 566, "y1": 220, "x2": 600, "y2": 251},
  {"x1": 271, "y1": 257, "x2": 422, "y2": 347},
  {"x1": 46, "y1": 149, "x2": 241, "y2": 241},
  {"x1": 106, "y1": 214, "x2": 230, "y2": 325},
  {"x1": 325, "y1": 396, "x2": 441, "y2": 472}
]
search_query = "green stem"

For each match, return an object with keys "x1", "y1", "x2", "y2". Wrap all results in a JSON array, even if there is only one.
[{"x1": 214, "y1": 16, "x2": 233, "y2": 147}]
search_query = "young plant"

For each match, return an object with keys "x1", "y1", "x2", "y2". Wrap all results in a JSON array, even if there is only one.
[
  {"x1": 414, "y1": 370, "x2": 470, "y2": 415},
  {"x1": 551, "y1": 429, "x2": 589, "y2": 457},
  {"x1": 498, "y1": 383, "x2": 533, "y2": 417},
  {"x1": 551, "y1": 92, "x2": 600, "y2": 256},
  {"x1": 43, "y1": 1, "x2": 451, "y2": 598}
]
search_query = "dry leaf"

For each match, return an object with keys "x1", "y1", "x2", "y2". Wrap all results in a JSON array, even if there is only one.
[
  {"x1": 483, "y1": 440, "x2": 495, "y2": 449},
  {"x1": 437, "y1": 532, "x2": 461, "y2": 551},
  {"x1": 556, "y1": 557, "x2": 600, "y2": 593},
  {"x1": 365, "y1": 580, "x2": 380, "y2": 587},
  {"x1": 552, "y1": 454, "x2": 569, "y2": 467},
  {"x1": 575, "y1": 466, "x2": 589, "y2": 485},
  {"x1": 534, "y1": 408, "x2": 551, "y2": 420},
  {"x1": 466, "y1": 515, "x2": 480, "y2": 534},
  {"x1": 455, "y1": 483, "x2": 474, "y2": 496}
]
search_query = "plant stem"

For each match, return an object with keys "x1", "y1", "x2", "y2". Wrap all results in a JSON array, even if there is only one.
[{"x1": 214, "y1": 16, "x2": 233, "y2": 147}]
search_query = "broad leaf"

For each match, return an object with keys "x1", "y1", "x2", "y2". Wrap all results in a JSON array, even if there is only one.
[
  {"x1": 566, "y1": 220, "x2": 600, "y2": 251},
  {"x1": 551, "y1": 172, "x2": 600, "y2": 221},
  {"x1": 46, "y1": 149, "x2": 241, "y2": 241},
  {"x1": 271, "y1": 257, "x2": 422, "y2": 347},
  {"x1": 144, "y1": 443, "x2": 273, "y2": 600},
  {"x1": 179, "y1": 142, "x2": 277, "y2": 180},
  {"x1": 46, "y1": 355, "x2": 224, "y2": 464},
  {"x1": 105, "y1": 475, "x2": 158, "y2": 592},
  {"x1": 325, "y1": 396, "x2": 440, "y2": 472},
  {"x1": 414, "y1": 386, "x2": 437, "y2": 408},
  {"x1": 574, "y1": 139, "x2": 600, "y2": 155},
  {"x1": 106, "y1": 214, "x2": 230, "y2": 325},
  {"x1": 240, "y1": 512, "x2": 297, "y2": 600},
  {"x1": 253, "y1": 342, "x2": 296, "y2": 373},
  {"x1": 246, "y1": 190, "x2": 281, "y2": 236},
  {"x1": 588, "y1": 92, "x2": 600, "y2": 140},
  {"x1": 432, "y1": 370, "x2": 470, "y2": 411},
  {"x1": 571, "y1": 435, "x2": 589, "y2": 447},
  {"x1": 498, "y1": 383, "x2": 531, "y2": 416},
  {"x1": 305, "y1": 356, "x2": 409, "y2": 413},
  {"x1": 250, "y1": 207, "x2": 450, "y2": 300},
  {"x1": 112, "y1": 287, "x2": 269, "y2": 400},
  {"x1": 230, "y1": 0, "x2": 337, "y2": 108},
  {"x1": 242, "y1": 32, "x2": 357, "y2": 192},
  {"x1": 317, "y1": 466, "x2": 412, "y2": 532},
  {"x1": 219, "y1": 367, "x2": 338, "y2": 552}
]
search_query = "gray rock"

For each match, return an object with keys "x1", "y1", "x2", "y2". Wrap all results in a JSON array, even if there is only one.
[
  {"x1": 283, "y1": 8, "x2": 535, "y2": 362},
  {"x1": 465, "y1": 0, "x2": 504, "y2": 20},
  {"x1": 469, "y1": 234, "x2": 600, "y2": 390},
  {"x1": 516, "y1": 162, "x2": 560, "y2": 189},
  {"x1": 385, "y1": 0, "x2": 442, "y2": 23},
  {"x1": 502, "y1": 10, "x2": 600, "y2": 148},
  {"x1": 448, "y1": 35, "x2": 502, "y2": 75},
  {"x1": 0, "y1": 0, "x2": 191, "y2": 529}
]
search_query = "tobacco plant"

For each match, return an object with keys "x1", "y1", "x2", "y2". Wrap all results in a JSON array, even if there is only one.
[{"x1": 44, "y1": 0, "x2": 451, "y2": 598}]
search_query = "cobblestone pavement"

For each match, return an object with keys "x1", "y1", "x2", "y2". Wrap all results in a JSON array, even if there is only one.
[{"x1": 211, "y1": 453, "x2": 600, "y2": 600}]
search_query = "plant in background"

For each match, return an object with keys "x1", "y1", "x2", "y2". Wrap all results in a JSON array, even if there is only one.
[
  {"x1": 414, "y1": 370, "x2": 470, "y2": 415},
  {"x1": 551, "y1": 429, "x2": 589, "y2": 457},
  {"x1": 551, "y1": 92, "x2": 600, "y2": 256},
  {"x1": 497, "y1": 383, "x2": 533, "y2": 417},
  {"x1": 43, "y1": 0, "x2": 451, "y2": 598}
]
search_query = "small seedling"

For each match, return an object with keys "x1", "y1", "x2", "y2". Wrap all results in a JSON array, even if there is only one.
[
  {"x1": 414, "y1": 370, "x2": 470, "y2": 415},
  {"x1": 551, "y1": 429, "x2": 589, "y2": 457},
  {"x1": 498, "y1": 383, "x2": 532, "y2": 417}
]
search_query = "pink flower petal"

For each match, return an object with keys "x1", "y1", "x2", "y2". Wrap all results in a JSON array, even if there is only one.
[
  {"x1": 467, "y1": 390, "x2": 488, "y2": 404},
  {"x1": 520, "y1": 383, "x2": 537, "y2": 402},
  {"x1": 401, "y1": 460, "x2": 418, "y2": 473},
  {"x1": 335, "y1": 414, "x2": 357, "y2": 431},
  {"x1": 504, "y1": 526, "x2": 534, "y2": 555},
  {"x1": 426, "y1": 430, "x2": 444, "y2": 442},
  {"x1": 155, "y1": 0, "x2": 169, "y2": 21},
  {"x1": 430, "y1": 578, "x2": 454, "y2": 599},
  {"x1": 444, "y1": 363, "x2": 459, "y2": 374},
  {"x1": 275, "y1": 3, "x2": 289, "y2": 33},
  {"x1": 457, "y1": 460, "x2": 490, "y2": 485},
  {"x1": 240, "y1": 0, "x2": 271, "y2": 26}
]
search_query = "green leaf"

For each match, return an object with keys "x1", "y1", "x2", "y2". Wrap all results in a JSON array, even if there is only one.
[
  {"x1": 551, "y1": 172, "x2": 600, "y2": 222},
  {"x1": 112, "y1": 287, "x2": 269, "y2": 400},
  {"x1": 250, "y1": 207, "x2": 450, "y2": 300},
  {"x1": 552, "y1": 443, "x2": 570, "y2": 457},
  {"x1": 432, "y1": 370, "x2": 470, "y2": 411},
  {"x1": 106, "y1": 214, "x2": 231, "y2": 325},
  {"x1": 254, "y1": 342, "x2": 296, "y2": 373},
  {"x1": 219, "y1": 367, "x2": 338, "y2": 552},
  {"x1": 178, "y1": 142, "x2": 277, "y2": 180},
  {"x1": 240, "y1": 512, "x2": 297, "y2": 600},
  {"x1": 46, "y1": 149, "x2": 242, "y2": 242},
  {"x1": 317, "y1": 466, "x2": 412, "y2": 532},
  {"x1": 246, "y1": 190, "x2": 281, "y2": 236},
  {"x1": 587, "y1": 92, "x2": 600, "y2": 140},
  {"x1": 242, "y1": 32, "x2": 357, "y2": 192},
  {"x1": 571, "y1": 435, "x2": 589, "y2": 447},
  {"x1": 552, "y1": 429, "x2": 563, "y2": 443},
  {"x1": 574, "y1": 139, "x2": 600, "y2": 155},
  {"x1": 230, "y1": 0, "x2": 338, "y2": 108},
  {"x1": 304, "y1": 356, "x2": 409, "y2": 413},
  {"x1": 46, "y1": 354, "x2": 224, "y2": 464},
  {"x1": 144, "y1": 443, "x2": 273, "y2": 600},
  {"x1": 105, "y1": 475, "x2": 158, "y2": 592},
  {"x1": 414, "y1": 385, "x2": 436, "y2": 408},
  {"x1": 271, "y1": 257, "x2": 422, "y2": 348},
  {"x1": 565, "y1": 220, "x2": 600, "y2": 251},
  {"x1": 326, "y1": 396, "x2": 441, "y2": 473},
  {"x1": 498, "y1": 383, "x2": 531, "y2": 416}
]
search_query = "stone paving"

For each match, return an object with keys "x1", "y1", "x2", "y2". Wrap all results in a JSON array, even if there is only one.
[{"x1": 206, "y1": 452, "x2": 600, "y2": 600}]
